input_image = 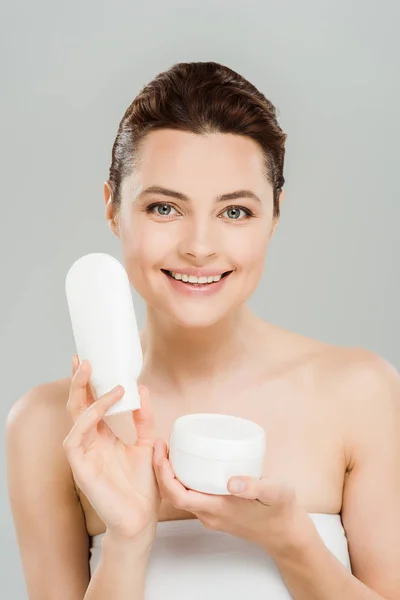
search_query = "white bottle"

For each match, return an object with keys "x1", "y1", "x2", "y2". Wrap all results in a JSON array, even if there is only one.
[{"x1": 65, "y1": 253, "x2": 143, "y2": 416}]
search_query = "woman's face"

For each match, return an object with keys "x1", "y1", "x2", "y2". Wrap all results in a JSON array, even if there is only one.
[{"x1": 105, "y1": 129, "x2": 280, "y2": 328}]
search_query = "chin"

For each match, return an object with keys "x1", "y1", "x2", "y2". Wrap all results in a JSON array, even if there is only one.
[
  {"x1": 170, "y1": 304, "x2": 231, "y2": 329},
  {"x1": 171, "y1": 313, "x2": 225, "y2": 330},
  {"x1": 153, "y1": 299, "x2": 236, "y2": 330}
]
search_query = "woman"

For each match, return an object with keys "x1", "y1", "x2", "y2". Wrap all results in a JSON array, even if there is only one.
[{"x1": 6, "y1": 61, "x2": 400, "y2": 600}]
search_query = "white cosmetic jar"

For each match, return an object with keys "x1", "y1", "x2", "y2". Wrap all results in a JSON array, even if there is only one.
[{"x1": 169, "y1": 413, "x2": 266, "y2": 495}]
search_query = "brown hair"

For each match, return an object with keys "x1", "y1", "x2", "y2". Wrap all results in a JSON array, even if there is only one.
[{"x1": 108, "y1": 61, "x2": 287, "y2": 218}]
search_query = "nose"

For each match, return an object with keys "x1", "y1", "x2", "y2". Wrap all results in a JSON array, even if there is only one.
[{"x1": 177, "y1": 220, "x2": 218, "y2": 261}]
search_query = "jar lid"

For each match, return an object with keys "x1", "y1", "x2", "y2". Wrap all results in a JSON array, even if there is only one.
[{"x1": 170, "y1": 413, "x2": 266, "y2": 461}]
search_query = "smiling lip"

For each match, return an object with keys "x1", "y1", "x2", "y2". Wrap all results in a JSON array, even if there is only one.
[
  {"x1": 162, "y1": 268, "x2": 233, "y2": 277},
  {"x1": 162, "y1": 269, "x2": 233, "y2": 296}
]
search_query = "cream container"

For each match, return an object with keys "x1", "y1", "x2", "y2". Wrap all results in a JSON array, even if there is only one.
[{"x1": 169, "y1": 414, "x2": 266, "y2": 495}]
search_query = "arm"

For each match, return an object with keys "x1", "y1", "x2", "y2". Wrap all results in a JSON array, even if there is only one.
[
  {"x1": 84, "y1": 533, "x2": 151, "y2": 600},
  {"x1": 7, "y1": 380, "x2": 154, "y2": 600},
  {"x1": 270, "y1": 353, "x2": 400, "y2": 600},
  {"x1": 62, "y1": 358, "x2": 160, "y2": 600},
  {"x1": 6, "y1": 382, "x2": 91, "y2": 600}
]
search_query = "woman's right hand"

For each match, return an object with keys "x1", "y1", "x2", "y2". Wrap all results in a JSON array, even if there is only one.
[{"x1": 63, "y1": 355, "x2": 161, "y2": 546}]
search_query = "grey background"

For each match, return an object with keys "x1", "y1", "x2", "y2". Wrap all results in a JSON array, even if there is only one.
[{"x1": 1, "y1": 0, "x2": 399, "y2": 596}]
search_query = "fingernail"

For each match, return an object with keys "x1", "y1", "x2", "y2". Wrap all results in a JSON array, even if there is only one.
[{"x1": 229, "y1": 479, "x2": 244, "y2": 493}]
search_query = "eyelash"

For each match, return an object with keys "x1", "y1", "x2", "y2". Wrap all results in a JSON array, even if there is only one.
[{"x1": 144, "y1": 202, "x2": 255, "y2": 220}]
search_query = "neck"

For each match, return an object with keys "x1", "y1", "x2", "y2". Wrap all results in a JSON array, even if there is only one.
[{"x1": 140, "y1": 304, "x2": 264, "y2": 395}]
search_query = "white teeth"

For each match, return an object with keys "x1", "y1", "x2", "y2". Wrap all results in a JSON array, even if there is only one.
[{"x1": 169, "y1": 271, "x2": 225, "y2": 284}]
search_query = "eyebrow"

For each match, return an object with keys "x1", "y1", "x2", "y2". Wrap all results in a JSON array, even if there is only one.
[{"x1": 136, "y1": 185, "x2": 262, "y2": 204}]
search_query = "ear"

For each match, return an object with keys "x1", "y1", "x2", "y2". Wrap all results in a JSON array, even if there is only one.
[{"x1": 104, "y1": 181, "x2": 120, "y2": 238}]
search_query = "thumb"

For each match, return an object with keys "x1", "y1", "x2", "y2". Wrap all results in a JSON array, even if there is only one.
[
  {"x1": 133, "y1": 385, "x2": 157, "y2": 447},
  {"x1": 227, "y1": 476, "x2": 294, "y2": 505},
  {"x1": 227, "y1": 475, "x2": 262, "y2": 499}
]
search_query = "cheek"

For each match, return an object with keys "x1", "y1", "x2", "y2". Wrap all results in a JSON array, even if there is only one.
[
  {"x1": 119, "y1": 221, "x2": 153, "y2": 285},
  {"x1": 122, "y1": 231, "x2": 152, "y2": 265},
  {"x1": 119, "y1": 220, "x2": 173, "y2": 290},
  {"x1": 233, "y1": 231, "x2": 269, "y2": 271},
  {"x1": 121, "y1": 216, "x2": 179, "y2": 266}
]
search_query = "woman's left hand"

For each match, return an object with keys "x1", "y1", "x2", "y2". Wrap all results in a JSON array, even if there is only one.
[{"x1": 153, "y1": 439, "x2": 316, "y2": 558}]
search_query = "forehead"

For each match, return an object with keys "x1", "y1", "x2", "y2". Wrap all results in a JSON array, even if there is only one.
[{"x1": 122, "y1": 129, "x2": 272, "y2": 201}]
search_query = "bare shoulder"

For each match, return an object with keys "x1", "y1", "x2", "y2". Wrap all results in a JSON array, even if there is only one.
[
  {"x1": 6, "y1": 377, "x2": 74, "y2": 483},
  {"x1": 273, "y1": 323, "x2": 400, "y2": 418},
  {"x1": 311, "y1": 345, "x2": 400, "y2": 460},
  {"x1": 7, "y1": 376, "x2": 72, "y2": 437},
  {"x1": 275, "y1": 321, "x2": 400, "y2": 398},
  {"x1": 314, "y1": 344, "x2": 400, "y2": 402}
]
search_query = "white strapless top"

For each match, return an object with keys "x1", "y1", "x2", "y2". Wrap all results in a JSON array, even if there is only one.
[{"x1": 89, "y1": 514, "x2": 351, "y2": 599}]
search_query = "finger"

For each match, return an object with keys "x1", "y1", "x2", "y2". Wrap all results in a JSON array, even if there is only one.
[
  {"x1": 85, "y1": 381, "x2": 97, "y2": 405},
  {"x1": 66, "y1": 359, "x2": 92, "y2": 423},
  {"x1": 63, "y1": 384, "x2": 124, "y2": 457},
  {"x1": 227, "y1": 476, "x2": 294, "y2": 505},
  {"x1": 72, "y1": 354, "x2": 79, "y2": 376},
  {"x1": 152, "y1": 439, "x2": 216, "y2": 512},
  {"x1": 133, "y1": 385, "x2": 157, "y2": 447},
  {"x1": 153, "y1": 438, "x2": 169, "y2": 470},
  {"x1": 70, "y1": 356, "x2": 96, "y2": 418},
  {"x1": 153, "y1": 439, "x2": 187, "y2": 504}
]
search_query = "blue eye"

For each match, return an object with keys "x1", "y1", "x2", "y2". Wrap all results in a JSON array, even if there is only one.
[
  {"x1": 222, "y1": 206, "x2": 253, "y2": 220},
  {"x1": 156, "y1": 204, "x2": 173, "y2": 216},
  {"x1": 145, "y1": 202, "x2": 254, "y2": 220},
  {"x1": 226, "y1": 207, "x2": 241, "y2": 219},
  {"x1": 145, "y1": 203, "x2": 178, "y2": 217}
]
